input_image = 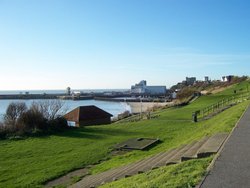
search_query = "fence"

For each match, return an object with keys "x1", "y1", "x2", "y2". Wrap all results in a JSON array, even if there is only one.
[{"x1": 193, "y1": 92, "x2": 250, "y2": 122}]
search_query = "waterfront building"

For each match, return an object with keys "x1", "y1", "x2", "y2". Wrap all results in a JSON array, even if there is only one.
[{"x1": 131, "y1": 80, "x2": 166, "y2": 96}]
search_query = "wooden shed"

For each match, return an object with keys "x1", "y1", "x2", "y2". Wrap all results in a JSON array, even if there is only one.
[{"x1": 64, "y1": 105, "x2": 113, "y2": 127}]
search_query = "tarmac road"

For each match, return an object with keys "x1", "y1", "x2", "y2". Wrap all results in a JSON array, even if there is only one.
[{"x1": 199, "y1": 105, "x2": 250, "y2": 188}]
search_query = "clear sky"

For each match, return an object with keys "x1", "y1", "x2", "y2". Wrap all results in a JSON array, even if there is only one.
[{"x1": 0, "y1": 0, "x2": 249, "y2": 90}]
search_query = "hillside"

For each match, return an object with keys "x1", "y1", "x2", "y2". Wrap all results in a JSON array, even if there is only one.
[
  {"x1": 0, "y1": 81, "x2": 249, "y2": 187},
  {"x1": 172, "y1": 76, "x2": 248, "y2": 101}
]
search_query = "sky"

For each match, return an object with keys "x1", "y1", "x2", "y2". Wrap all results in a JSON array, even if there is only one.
[{"x1": 0, "y1": 0, "x2": 250, "y2": 90}]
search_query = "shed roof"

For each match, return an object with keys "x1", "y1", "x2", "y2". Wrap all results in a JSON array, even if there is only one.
[{"x1": 64, "y1": 105, "x2": 113, "y2": 122}]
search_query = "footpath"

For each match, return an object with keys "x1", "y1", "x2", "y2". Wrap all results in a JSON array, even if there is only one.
[{"x1": 199, "y1": 105, "x2": 250, "y2": 188}]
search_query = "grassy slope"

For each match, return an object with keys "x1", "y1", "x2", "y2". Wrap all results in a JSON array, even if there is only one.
[
  {"x1": 101, "y1": 157, "x2": 213, "y2": 188},
  {"x1": 158, "y1": 81, "x2": 250, "y2": 121},
  {"x1": 93, "y1": 101, "x2": 248, "y2": 174},
  {"x1": 100, "y1": 101, "x2": 248, "y2": 188},
  {"x1": 0, "y1": 81, "x2": 249, "y2": 187}
]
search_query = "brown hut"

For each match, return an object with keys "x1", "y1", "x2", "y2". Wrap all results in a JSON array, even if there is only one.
[{"x1": 64, "y1": 105, "x2": 113, "y2": 127}]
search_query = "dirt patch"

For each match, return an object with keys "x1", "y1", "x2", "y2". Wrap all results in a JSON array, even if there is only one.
[
  {"x1": 202, "y1": 85, "x2": 233, "y2": 95},
  {"x1": 45, "y1": 168, "x2": 89, "y2": 187},
  {"x1": 211, "y1": 87, "x2": 227, "y2": 94}
]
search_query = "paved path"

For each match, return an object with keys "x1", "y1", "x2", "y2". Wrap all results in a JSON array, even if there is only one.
[{"x1": 200, "y1": 105, "x2": 250, "y2": 188}]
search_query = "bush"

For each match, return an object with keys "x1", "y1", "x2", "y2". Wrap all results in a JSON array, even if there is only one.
[
  {"x1": 177, "y1": 88, "x2": 196, "y2": 100},
  {"x1": 4, "y1": 102, "x2": 27, "y2": 126},
  {"x1": 1, "y1": 100, "x2": 68, "y2": 139},
  {"x1": 117, "y1": 111, "x2": 131, "y2": 120},
  {"x1": 0, "y1": 122, "x2": 6, "y2": 139},
  {"x1": 48, "y1": 117, "x2": 68, "y2": 132},
  {"x1": 18, "y1": 108, "x2": 48, "y2": 133},
  {"x1": 231, "y1": 76, "x2": 248, "y2": 84}
]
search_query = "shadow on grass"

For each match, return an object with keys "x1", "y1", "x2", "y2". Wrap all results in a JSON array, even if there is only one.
[
  {"x1": 0, "y1": 126, "x2": 137, "y2": 141},
  {"x1": 56, "y1": 126, "x2": 137, "y2": 140}
]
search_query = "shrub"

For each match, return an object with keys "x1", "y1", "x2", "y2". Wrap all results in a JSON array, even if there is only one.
[
  {"x1": 177, "y1": 88, "x2": 196, "y2": 100},
  {"x1": 117, "y1": 111, "x2": 131, "y2": 120},
  {"x1": 18, "y1": 108, "x2": 48, "y2": 133},
  {"x1": 4, "y1": 102, "x2": 27, "y2": 126},
  {"x1": 1, "y1": 100, "x2": 68, "y2": 139},
  {"x1": 48, "y1": 117, "x2": 68, "y2": 132},
  {"x1": 0, "y1": 122, "x2": 6, "y2": 139}
]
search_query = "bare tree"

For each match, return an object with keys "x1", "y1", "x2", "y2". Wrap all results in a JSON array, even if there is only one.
[
  {"x1": 4, "y1": 102, "x2": 27, "y2": 125},
  {"x1": 31, "y1": 100, "x2": 65, "y2": 120}
]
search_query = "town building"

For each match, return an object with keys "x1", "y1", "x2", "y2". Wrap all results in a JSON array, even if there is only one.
[
  {"x1": 131, "y1": 80, "x2": 167, "y2": 96},
  {"x1": 204, "y1": 76, "x2": 210, "y2": 82},
  {"x1": 172, "y1": 91, "x2": 177, "y2": 99},
  {"x1": 64, "y1": 105, "x2": 113, "y2": 127},
  {"x1": 186, "y1": 77, "x2": 196, "y2": 85},
  {"x1": 222, "y1": 75, "x2": 234, "y2": 82}
]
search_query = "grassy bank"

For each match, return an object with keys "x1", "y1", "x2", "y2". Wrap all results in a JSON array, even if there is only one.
[
  {"x1": 91, "y1": 100, "x2": 249, "y2": 175},
  {"x1": 101, "y1": 157, "x2": 213, "y2": 188},
  {"x1": 0, "y1": 81, "x2": 249, "y2": 187}
]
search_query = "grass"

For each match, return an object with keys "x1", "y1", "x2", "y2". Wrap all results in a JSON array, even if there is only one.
[
  {"x1": 90, "y1": 100, "x2": 248, "y2": 175},
  {"x1": 100, "y1": 156, "x2": 213, "y2": 188},
  {"x1": 0, "y1": 81, "x2": 249, "y2": 187},
  {"x1": 156, "y1": 80, "x2": 250, "y2": 121}
]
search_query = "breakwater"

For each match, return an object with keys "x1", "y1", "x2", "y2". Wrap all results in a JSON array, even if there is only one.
[
  {"x1": 0, "y1": 94, "x2": 60, "y2": 100},
  {"x1": 0, "y1": 94, "x2": 130, "y2": 101},
  {"x1": 0, "y1": 93, "x2": 168, "y2": 102}
]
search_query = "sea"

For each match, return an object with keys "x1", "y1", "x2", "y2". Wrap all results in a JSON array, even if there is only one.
[{"x1": 0, "y1": 89, "x2": 131, "y2": 121}]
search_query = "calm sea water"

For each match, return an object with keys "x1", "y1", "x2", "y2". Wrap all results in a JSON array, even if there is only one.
[{"x1": 0, "y1": 99, "x2": 131, "y2": 121}]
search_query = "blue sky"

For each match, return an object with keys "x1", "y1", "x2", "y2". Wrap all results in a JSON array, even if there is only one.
[{"x1": 0, "y1": 0, "x2": 249, "y2": 90}]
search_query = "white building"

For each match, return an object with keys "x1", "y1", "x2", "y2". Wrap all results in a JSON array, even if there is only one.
[
  {"x1": 222, "y1": 75, "x2": 234, "y2": 82},
  {"x1": 172, "y1": 91, "x2": 177, "y2": 99},
  {"x1": 131, "y1": 80, "x2": 166, "y2": 96}
]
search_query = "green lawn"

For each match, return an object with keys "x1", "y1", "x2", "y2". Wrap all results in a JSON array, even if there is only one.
[{"x1": 0, "y1": 81, "x2": 249, "y2": 187}]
